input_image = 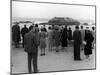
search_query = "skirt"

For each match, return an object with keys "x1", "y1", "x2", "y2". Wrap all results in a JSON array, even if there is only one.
[{"x1": 40, "y1": 38, "x2": 46, "y2": 49}]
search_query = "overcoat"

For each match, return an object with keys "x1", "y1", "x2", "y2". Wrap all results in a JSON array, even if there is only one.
[
  {"x1": 21, "y1": 27, "x2": 29, "y2": 37},
  {"x1": 73, "y1": 30, "x2": 82, "y2": 60},
  {"x1": 24, "y1": 31, "x2": 39, "y2": 53},
  {"x1": 61, "y1": 28, "x2": 68, "y2": 47},
  {"x1": 84, "y1": 30, "x2": 94, "y2": 55},
  {"x1": 12, "y1": 25, "x2": 21, "y2": 42},
  {"x1": 68, "y1": 29, "x2": 72, "y2": 40}
]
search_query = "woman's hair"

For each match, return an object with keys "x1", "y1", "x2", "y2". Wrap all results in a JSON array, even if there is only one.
[
  {"x1": 69, "y1": 27, "x2": 71, "y2": 30},
  {"x1": 86, "y1": 27, "x2": 89, "y2": 30},
  {"x1": 48, "y1": 26, "x2": 51, "y2": 30},
  {"x1": 81, "y1": 26, "x2": 83, "y2": 29},
  {"x1": 35, "y1": 24, "x2": 38, "y2": 27},
  {"x1": 75, "y1": 25, "x2": 79, "y2": 29}
]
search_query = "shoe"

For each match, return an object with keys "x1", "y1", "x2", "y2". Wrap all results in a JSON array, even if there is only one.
[
  {"x1": 40, "y1": 54, "x2": 43, "y2": 56},
  {"x1": 43, "y1": 53, "x2": 45, "y2": 55},
  {"x1": 56, "y1": 50, "x2": 59, "y2": 52},
  {"x1": 74, "y1": 59, "x2": 82, "y2": 61},
  {"x1": 33, "y1": 69, "x2": 39, "y2": 73},
  {"x1": 29, "y1": 71, "x2": 32, "y2": 74}
]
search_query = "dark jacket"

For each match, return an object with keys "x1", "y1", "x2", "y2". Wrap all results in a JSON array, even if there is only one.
[
  {"x1": 68, "y1": 29, "x2": 72, "y2": 40},
  {"x1": 24, "y1": 31, "x2": 39, "y2": 53},
  {"x1": 84, "y1": 31, "x2": 94, "y2": 55},
  {"x1": 60, "y1": 28, "x2": 68, "y2": 47},
  {"x1": 73, "y1": 30, "x2": 82, "y2": 45},
  {"x1": 12, "y1": 25, "x2": 21, "y2": 42},
  {"x1": 29, "y1": 25, "x2": 33, "y2": 31},
  {"x1": 21, "y1": 27, "x2": 29, "y2": 37}
]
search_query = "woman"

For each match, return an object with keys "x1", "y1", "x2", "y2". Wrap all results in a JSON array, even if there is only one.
[
  {"x1": 53, "y1": 28, "x2": 61, "y2": 52},
  {"x1": 39, "y1": 29, "x2": 47, "y2": 56},
  {"x1": 68, "y1": 27, "x2": 72, "y2": 40},
  {"x1": 47, "y1": 26, "x2": 53, "y2": 51},
  {"x1": 68, "y1": 27, "x2": 72, "y2": 46},
  {"x1": 84, "y1": 30, "x2": 94, "y2": 59},
  {"x1": 60, "y1": 26, "x2": 68, "y2": 49}
]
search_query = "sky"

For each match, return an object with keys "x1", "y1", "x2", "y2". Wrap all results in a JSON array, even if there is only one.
[{"x1": 12, "y1": 1, "x2": 95, "y2": 21}]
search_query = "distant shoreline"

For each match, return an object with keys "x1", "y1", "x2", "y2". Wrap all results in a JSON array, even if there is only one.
[{"x1": 12, "y1": 17, "x2": 95, "y2": 24}]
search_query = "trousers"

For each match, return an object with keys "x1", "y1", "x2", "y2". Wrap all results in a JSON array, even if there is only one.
[{"x1": 27, "y1": 52, "x2": 38, "y2": 73}]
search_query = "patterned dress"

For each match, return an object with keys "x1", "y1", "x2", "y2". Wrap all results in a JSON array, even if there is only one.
[{"x1": 39, "y1": 31, "x2": 47, "y2": 49}]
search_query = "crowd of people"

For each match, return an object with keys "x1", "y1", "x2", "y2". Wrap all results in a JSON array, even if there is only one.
[{"x1": 12, "y1": 22, "x2": 95, "y2": 73}]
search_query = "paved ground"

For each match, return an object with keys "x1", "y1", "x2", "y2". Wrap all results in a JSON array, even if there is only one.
[{"x1": 11, "y1": 43, "x2": 95, "y2": 74}]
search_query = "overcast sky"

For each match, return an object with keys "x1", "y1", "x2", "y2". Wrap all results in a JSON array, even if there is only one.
[{"x1": 12, "y1": 1, "x2": 95, "y2": 21}]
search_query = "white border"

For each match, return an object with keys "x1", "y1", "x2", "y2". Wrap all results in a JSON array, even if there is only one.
[{"x1": 0, "y1": 0, "x2": 99, "y2": 75}]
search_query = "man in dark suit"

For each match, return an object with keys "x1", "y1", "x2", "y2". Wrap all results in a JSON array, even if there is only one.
[
  {"x1": 24, "y1": 27, "x2": 39, "y2": 73},
  {"x1": 73, "y1": 26, "x2": 82, "y2": 61},
  {"x1": 12, "y1": 22, "x2": 21, "y2": 48},
  {"x1": 21, "y1": 25, "x2": 29, "y2": 47}
]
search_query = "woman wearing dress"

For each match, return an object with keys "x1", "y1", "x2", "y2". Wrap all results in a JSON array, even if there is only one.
[
  {"x1": 39, "y1": 28, "x2": 47, "y2": 56},
  {"x1": 60, "y1": 26, "x2": 68, "y2": 50},
  {"x1": 68, "y1": 27, "x2": 72, "y2": 41},
  {"x1": 54, "y1": 27, "x2": 61, "y2": 52},
  {"x1": 84, "y1": 30, "x2": 94, "y2": 59},
  {"x1": 68, "y1": 27, "x2": 72, "y2": 46},
  {"x1": 47, "y1": 26, "x2": 53, "y2": 51}
]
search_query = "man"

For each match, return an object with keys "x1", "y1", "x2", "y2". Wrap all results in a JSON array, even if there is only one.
[
  {"x1": 21, "y1": 25, "x2": 29, "y2": 47},
  {"x1": 29, "y1": 24, "x2": 34, "y2": 31},
  {"x1": 12, "y1": 22, "x2": 21, "y2": 48},
  {"x1": 73, "y1": 26, "x2": 82, "y2": 60},
  {"x1": 24, "y1": 27, "x2": 39, "y2": 73},
  {"x1": 80, "y1": 26, "x2": 85, "y2": 50}
]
